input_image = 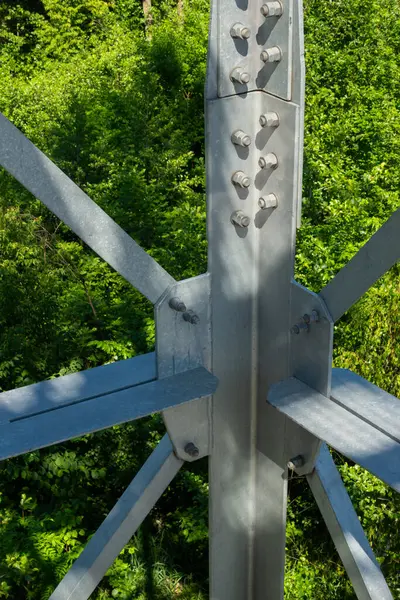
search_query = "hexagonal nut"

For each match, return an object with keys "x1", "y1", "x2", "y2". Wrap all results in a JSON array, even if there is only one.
[
  {"x1": 231, "y1": 210, "x2": 250, "y2": 228},
  {"x1": 258, "y1": 193, "x2": 278, "y2": 209}
]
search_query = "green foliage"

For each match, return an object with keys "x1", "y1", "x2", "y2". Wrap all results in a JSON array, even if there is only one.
[{"x1": 0, "y1": 0, "x2": 399, "y2": 598}]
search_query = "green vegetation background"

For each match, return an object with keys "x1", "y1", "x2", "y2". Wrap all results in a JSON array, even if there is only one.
[{"x1": 0, "y1": 0, "x2": 398, "y2": 598}]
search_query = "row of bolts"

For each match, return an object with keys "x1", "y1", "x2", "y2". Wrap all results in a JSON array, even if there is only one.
[
  {"x1": 231, "y1": 112, "x2": 280, "y2": 228},
  {"x1": 230, "y1": 0, "x2": 284, "y2": 86},
  {"x1": 229, "y1": 1, "x2": 284, "y2": 228}
]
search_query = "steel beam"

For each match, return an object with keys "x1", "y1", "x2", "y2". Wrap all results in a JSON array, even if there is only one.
[
  {"x1": 307, "y1": 444, "x2": 393, "y2": 600},
  {"x1": 50, "y1": 434, "x2": 183, "y2": 600},
  {"x1": 0, "y1": 367, "x2": 218, "y2": 460},
  {"x1": 268, "y1": 377, "x2": 400, "y2": 492},
  {"x1": 0, "y1": 112, "x2": 175, "y2": 304},
  {"x1": 319, "y1": 208, "x2": 400, "y2": 322},
  {"x1": 0, "y1": 353, "x2": 156, "y2": 423},
  {"x1": 207, "y1": 1, "x2": 324, "y2": 597},
  {"x1": 332, "y1": 369, "x2": 400, "y2": 443}
]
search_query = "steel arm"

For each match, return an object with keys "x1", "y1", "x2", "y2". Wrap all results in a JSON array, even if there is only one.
[
  {"x1": 50, "y1": 434, "x2": 183, "y2": 600},
  {"x1": 307, "y1": 444, "x2": 393, "y2": 600},
  {"x1": 0, "y1": 112, "x2": 175, "y2": 304},
  {"x1": 0, "y1": 366, "x2": 217, "y2": 460},
  {"x1": 319, "y1": 209, "x2": 400, "y2": 322}
]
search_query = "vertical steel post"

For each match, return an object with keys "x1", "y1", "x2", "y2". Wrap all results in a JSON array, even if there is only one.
[{"x1": 207, "y1": 1, "x2": 322, "y2": 598}]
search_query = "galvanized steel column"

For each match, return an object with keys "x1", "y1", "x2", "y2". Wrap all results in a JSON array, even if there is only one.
[{"x1": 206, "y1": 1, "x2": 313, "y2": 598}]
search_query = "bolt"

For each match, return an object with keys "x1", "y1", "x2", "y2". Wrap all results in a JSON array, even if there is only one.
[
  {"x1": 231, "y1": 130, "x2": 251, "y2": 147},
  {"x1": 169, "y1": 297, "x2": 187, "y2": 312},
  {"x1": 292, "y1": 310, "x2": 320, "y2": 333},
  {"x1": 230, "y1": 67, "x2": 250, "y2": 85},
  {"x1": 258, "y1": 153, "x2": 278, "y2": 170},
  {"x1": 259, "y1": 112, "x2": 280, "y2": 128},
  {"x1": 231, "y1": 210, "x2": 250, "y2": 228},
  {"x1": 232, "y1": 170, "x2": 251, "y2": 188},
  {"x1": 230, "y1": 22, "x2": 251, "y2": 40},
  {"x1": 184, "y1": 442, "x2": 200, "y2": 458},
  {"x1": 291, "y1": 318, "x2": 309, "y2": 334},
  {"x1": 183, "y1": 310, "x2": 200, "y2": 325},
  {"x1": 258, "y1": 193, "x2": 278, "y2": 209},
  {"x1": 260, "y1": 1, "x2": 283, "y2": 17},
  {"x1": 260, "y1": 46, "x2": 282, "y2": 63},
  {"x1": 288, "y1": 455, "x2": 305, "y2": 470}
]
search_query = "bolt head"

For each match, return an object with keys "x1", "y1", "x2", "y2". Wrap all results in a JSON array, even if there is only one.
[
  {"x1": 232, "y1": 171, "x2": 251, "y2": 188},
  {"x1": 184, "y1": 442, "x2": 200, "y2": 458},
  {"x1": 261, "y1": 1, "x2": 283, "y2": 17},
  {"x1": 241, "y1": 27, "x2": 251, "y2": 39},
  {"x1": 230, "y1": 68, "x2": 250, "y2": 85},
  {"x1": 169, "y1": 297, "x2": 186, "y2": 312},
  {"x1": 231, "y1": 130, "x2": 252, "y2": 147},
  {"x1": 258, "y1": 154, "x2": 278, "y2": 169},
  {"x1": 288, "y1": 455, "x2": 305, "y2": 470},
  {"x1": 183, "y1": 310, "x2": 200, "y2": 325},
  {"x1": 259, "y1": 112, "x2": 280, "y2": 128},
  {"x1": 260, "y1": 47, "x2": 282, "y2": 63},
  {"x1": 231, "y1": 210, "x2": 250, "y2": 228},
  {"x1": 258, "y1": 194, "x2": 277, "y2": 210}
]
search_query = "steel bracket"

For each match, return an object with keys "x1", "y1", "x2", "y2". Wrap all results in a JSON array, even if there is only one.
[{"x1": 156, "y1": 274, "x2": 212, "y2": 461}]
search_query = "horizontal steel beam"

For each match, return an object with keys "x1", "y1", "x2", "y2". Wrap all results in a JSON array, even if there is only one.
[
  {"x1": 268, "y1": 377, "x2": 400, "y2": 492},
  {"x1": 0, "y1": 353, "x2": 156, "y2": 423},
  {"x1": 332, "y1": 369, "x2": 400, "y2": 443},
  {"x1": 319, "y1": 208, "x2": 400, "y2": 322},
  {"x1": 307, "y1": 444, "x2": 393, "y2": 600},
  {"x1": 50, "y1": 434, "x2": 183, "y2": 600},
  {"x1": 0, "y1": 367, "x2": 218, "y2": 460},
  {"x1": 0, "y1": 112, "x2": 175, "y2": 304}
]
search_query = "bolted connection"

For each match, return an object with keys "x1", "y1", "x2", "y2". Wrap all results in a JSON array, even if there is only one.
[
  {"x1": 303, "y1": 310, "x2": 319, "y2": 325},
  {"x1": 183, "y1": 310, "x2": 200, "y2": 325},
  {"x1": 260, "y1": 46, "x2": 282, "y2": 63},
  {"x1": 169, "y1": 297, "x2": 187, "y2": 312},
  {"x1": 230, "y1": 22, "x2": 251, "y2": 40},
  {"x1": 258, "y1": 153, "x2": 278, "y2": 170},
  {"x1": 231, "y1": 130, "x2": 251, "y2": 147},
  {"x1": 288, "y1": 455, "x2": 305, "y2": 470},
  {"x1": 260, "y1": 112, "x2": 280, "y2": 128},
  {"x1": 260, "y1": 1, "x2": 283, "y2": 17},
  {"x1": 230, "y1": 67, "x2": 250, "y2": 85},
  {"x1": 258, "y1": 193, "x2": 278, "y2": 210},
  {"x1": 291, "y1": 310, "x2": 320, "y2": 334},
  {"x1": 232, "y1": 170, "x2": 251, "y2": 188},
  {"x1": 231, "y1": 210, "x2": 250, "y2": 228},
  {"x1": 184, "y1": 442, "x2": 200, "y2": 458}
]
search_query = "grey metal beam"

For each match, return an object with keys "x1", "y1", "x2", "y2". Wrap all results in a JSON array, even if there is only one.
[
  {"x1": 0, "y1": 367, "x2": 218, "y2": 460},
  {"x1": 0, "y1": 353, "x2": 156, "y2": 423},
  {"x1": 332, "y1": 369, "x2": 400, "y2": 443},
  {"x1": 50, "y1": 434, "x2": 183, "y2": 600},
  {"x1": 268, "y1": 377, "x2": 400, "y2": 492},
  {"x1": 0, "y1": 112, "x2": 175, "y2": 304},
  {"x1": 319, "y1": 209, "x2": 400, "y2": 322},
  {"x1": 307, "y1": 444, "x2": 393, "y2": 600},
  {"x1": 207, "y1": 1, "x2": 312, "y2": 595}
]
